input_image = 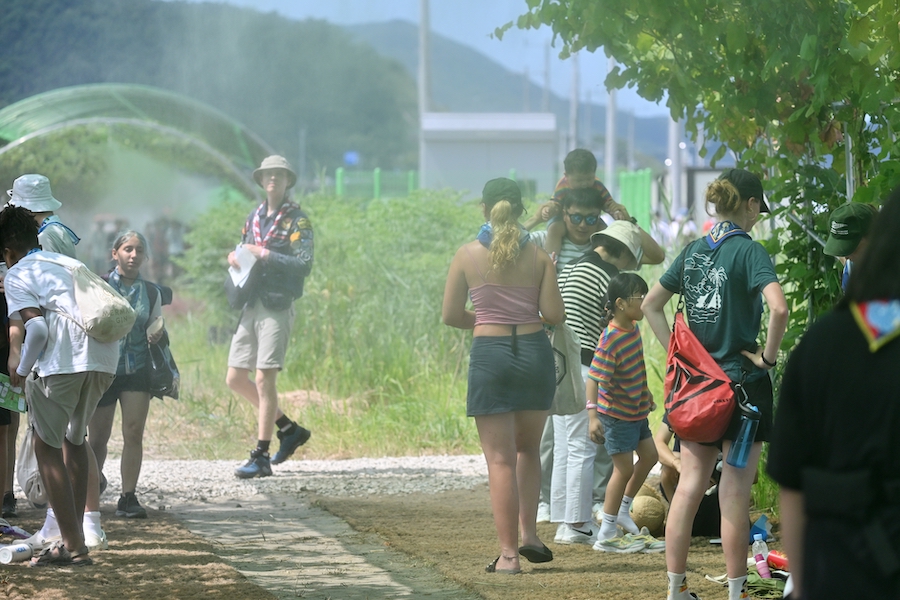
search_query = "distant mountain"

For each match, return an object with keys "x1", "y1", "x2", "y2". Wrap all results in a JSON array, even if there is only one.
[{"x1": 345, "y1": 20, "x2": 670, "y2": 166}]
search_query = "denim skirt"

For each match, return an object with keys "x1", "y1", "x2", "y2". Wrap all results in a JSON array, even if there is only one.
[{"x1": 467, "y1": 330, "x2": 555, "y2": 416}]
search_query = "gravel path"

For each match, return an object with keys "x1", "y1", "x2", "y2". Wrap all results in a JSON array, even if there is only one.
[{"x1": 107, "y1": 454, "x2": 490, "y2": 509}]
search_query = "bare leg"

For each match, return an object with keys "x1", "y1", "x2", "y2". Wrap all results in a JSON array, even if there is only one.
[
  {"x1": 34, "y1": 434, "x2": 87, "y2": 553},
  {"x1": 119, "y1": 392, "x2": 151, "y2": 493},
  {"x1": 475, "y1": 412, "x2": 521, "y2": 573},
  {"x1": 255, "y1": 369, "x2": 279, "y2": 442},
  {"x1": 513, "y1": 410, "x2": 548, "y2": 550},
  {"x1": 665, "y1": 441, "x2": 719, "y2": 573},
  {"x1": 719, "y1": 440, "x2": 763, "y2": 578},
  {"x1": 624, "y1": 437, "x2": 659, "y2": 498},
  {"x1": 603, "y1": 452, "x2": 635, "y2": 516},
  {"x1": 88, "y1": 403, "x2": 116, "y2": 474},
  {"x1": 225, "y1": 367, "x2": 285, "y2": 429}
]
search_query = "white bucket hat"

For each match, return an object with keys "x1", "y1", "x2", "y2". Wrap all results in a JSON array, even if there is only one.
[
  {"x1": 252, "y1": 155, "x2": 297, "y2": 189},
  {"x1": 7, "y1": 174, "x2": 62, "y2": 212},
  {"x1": 591, "y1": 221, "x2": 644, "y2": 270}
]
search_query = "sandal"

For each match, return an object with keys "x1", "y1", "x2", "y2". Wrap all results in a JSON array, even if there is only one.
[
  {"x1": 518, "y1": 543, "x2": 553, "y2": 563},
  {"x1": 485, "y1": 556, "x2": 521, "y2": 574},
  {"x1": 30, "y1": 541, "x2": 93, "y2": 567}
]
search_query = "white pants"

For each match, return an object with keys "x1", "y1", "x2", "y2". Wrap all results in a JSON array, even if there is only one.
[{"x1": 549, "y1": 404, "x2": 597, "y2": 524}]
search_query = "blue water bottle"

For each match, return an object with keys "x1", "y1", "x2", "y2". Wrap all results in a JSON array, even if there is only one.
[{"x1": 726, "y1": 402, "x2": 760, "y2": 468}]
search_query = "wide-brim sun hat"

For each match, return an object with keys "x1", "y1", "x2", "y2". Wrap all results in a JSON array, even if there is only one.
[
  {"x1": 591, "y1": 221, "x2": 643, "y2": 270},
  {"x1": 253, "y1": 155, "x2": 297, "y2": 189},
  {"x1": 7, "y1": 174, "x2": 62, "y2": 212}
]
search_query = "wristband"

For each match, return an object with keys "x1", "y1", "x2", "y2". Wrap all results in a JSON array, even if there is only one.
[{"x1": 761, "y1": 353, "x2": 777, "y2": 368}]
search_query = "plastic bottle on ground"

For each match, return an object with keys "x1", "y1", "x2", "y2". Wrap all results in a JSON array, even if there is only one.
[{"x1": 752, "y1": 533, "x2": 771, "y2": 578}]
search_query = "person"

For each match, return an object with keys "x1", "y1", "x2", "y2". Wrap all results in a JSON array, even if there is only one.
[
  {"x1": 6, "y1": 174, "x2": 107, "y2": 552},
  {"x1": 226, "y1": 155, "x2": 313, "y2": 478},
  {"x1": 642, "y1": 169, "x2": 788, "y2": 600},
  {"x1": 88, "y1": 231, "x2": 167, "y2": 519},
  {"x1": 1, "y1": 205, "x2": 118, "y2": 566},
  {"x1": 822, "y1": 201, "x2": 878, "y2": 292},
  {"x1": 553, "y1": 221, "x2": 664, "y2": 547},
  {"x1": 528, "y1": 149, "x2": 631, "y2": 261},
  {"x1": 5, "y1": 173, "x2": 81, "y2": 519},
  {"x1": 442, "y1": 177, "x2": 564, "y2": 574},
  {"x1": 587, "y1": 273, "x2": 661, "y2": 552},
  {"x1": 524, "y1": 186, "x2": 614, "y2": 523},
  {"x1": 768, "y1": 185, "x2": 900, "y2": 600},
  {"x1": 0, "y1": 270, "x2": 13, "y2": 520}
]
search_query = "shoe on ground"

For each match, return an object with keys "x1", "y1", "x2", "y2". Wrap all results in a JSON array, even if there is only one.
[
  {"x1": 536, "y1": 502, "x2": 551, "y2": 523},
  {"x1": 234, "y1": 450, "x2": 273, "y2": 479},
  {"x1": 116, "y1": 492, "x2": 148, "y2": 519},
  {"x1": 271, "y1": 425, "x2": 311, "y2": 465},
  {"x1": 84, "y1": 529, "x2": 108, "y2": 551},
  {"x1": 592, "y1": 534, "x2": 645, "y2": 554},
  {"x1": 555, "y1": 522, "x2": 599, "y2": 545},
  {"x1": 625, "y1": 526, "x2": 665, "y2": 553},
  {"x1": 591, "y1": 502, "x2": 604, "y2": 522},
  {"x1": 2, "y1": 491, "x2": 17, "y2": 518},
  {"x1": 24, "y1": 531, "x2": 61, "y2": 553}
]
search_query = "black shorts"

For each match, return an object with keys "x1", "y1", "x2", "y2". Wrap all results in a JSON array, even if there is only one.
[
  {"x1": 466, "y1": 330, "x2": 555, "y2": 416},
  {"x1": 97, "y1": 365, "x2": 151, "y2": 408},
  {"x1": 721, "y1": 373, "x2": 774, "y2": 444}
]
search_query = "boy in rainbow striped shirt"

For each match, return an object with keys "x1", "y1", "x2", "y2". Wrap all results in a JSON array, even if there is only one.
[{"x1": 586, "y1": 273, "x2": 662, "y2": 553}]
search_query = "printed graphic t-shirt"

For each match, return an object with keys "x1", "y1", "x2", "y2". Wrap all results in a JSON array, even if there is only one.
[{"x1": 659, "y1": 235, "x2": 778, "y2": 381}]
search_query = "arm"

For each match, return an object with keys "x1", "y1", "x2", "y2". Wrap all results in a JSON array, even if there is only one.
[
  {"x1": 146, "y1": 285, "x2": 165, "y2": 345},
  {"x1": 523, "y1": 201, "x2": 559, "y2": 231},
  {"x1": 586, "y1": 377, "x2": 604, "y2": 444},
  {"x1": 642, "y1": 282, "x2": 675, "y2": 349},
  {"x1": 779, "y1": 487, "x2": 806, "y2": 598},
  {"x1": 261, "y1": 217, "x2": 314, "y2": 280},
  {"x1": 537, "y1": 251, "x2": 565, "y2": 325},
  {"x1": 441, "y1": 248, "x2": 475, "y2": 330},
  {"x1": 653, "y1": 425, "x2": 680, "y2": 473},
  {"x1": 7, "y1": 319, "x2": 23, "y2": 380},
  {"x1": 11, "y1": 308, "x2": 45, "y2": 388},
  {"x1": 740, "y1": 281, "x2": 789, "y2": 368},
  {"x1": 638, "y1": 227, "x2": 665, "y2": 265}
]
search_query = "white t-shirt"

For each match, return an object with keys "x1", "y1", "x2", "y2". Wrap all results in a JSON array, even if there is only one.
[
  {"x1": 5, "y1": 251, "x2": 119, "y2": 377},
  {"x1": 530, "y1": 230, "x2": 592, "y2": 274}
]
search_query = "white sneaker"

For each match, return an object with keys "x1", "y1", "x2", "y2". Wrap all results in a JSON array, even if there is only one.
[
  {"x1": 555, "y1": 522, "x2": 599, "y2": 545},
  {"x1": 592, "y1": 534, "x2": 645, "y2": 553},
  {"x1": 591, "y1": 502, "x2": 604, "y2": 522},
  {"x1": 626, "y1": 527, "x2": 665, "y2": 553},
  {"x1": 536, "y1": 502, "x2": 551, "y2": 523},
  {"x1": 85, "y1": 529, "x2": 108, "y2": 551},
  {"x1": 23, "y1": 531, "x2": 61, "y2": 552}
]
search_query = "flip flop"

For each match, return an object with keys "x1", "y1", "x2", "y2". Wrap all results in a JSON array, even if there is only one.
[
  {"x1": 518, "y1": 543, "x2": 553, "y2": 563},
  {"x1": 485, "y1": 556, "x2": 521, "y2": 574}
]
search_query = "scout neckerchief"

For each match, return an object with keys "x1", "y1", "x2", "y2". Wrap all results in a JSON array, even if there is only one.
[
  {"x1": 705, "y1": 220, "x2": 750, "y2": 249},
  {"x1": 251, "y1": 200, "x2": 299, "y2": 248},
  {"x1": 38, "y1": 216, "x2": 81, "y2": 245},
  {"x1": 476, "y1": 223, "x2": 531, "y2": 248},
  {"x1": 851, "y1": 299, "x2": 900, "y2": 352}
]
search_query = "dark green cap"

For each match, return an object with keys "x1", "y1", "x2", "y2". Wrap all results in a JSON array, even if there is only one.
[
  {"x1": 482, "y1": 178, "x2": 522, "y2": 207},
  {"x1": 718, "y1": 168, "x2": 769, "y2": 212},
  {"x1": 824, "y1": 202, "x2": 878, "y2": 257}
]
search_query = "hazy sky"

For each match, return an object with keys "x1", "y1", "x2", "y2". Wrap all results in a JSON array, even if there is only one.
[{"x1": 174, "y1": 0, "x2": 669, "y2": 117}]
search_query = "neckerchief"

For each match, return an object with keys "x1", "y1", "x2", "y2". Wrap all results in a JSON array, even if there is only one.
[
  {"x1": 705, "y1": 220, "x2": 750, "y2": 250},
  {"x1": 850, "y1": 300, "x2": 900, "y2": 352},
  {"x1": 39, "y1": 216, "x2": 81, "y2": 245},
  {"x1": 251, "y1": 200, "x2": 299, "y2": 248},
  {"x1": 476, "y1": 223, "x2": 531, "y2": 248}
]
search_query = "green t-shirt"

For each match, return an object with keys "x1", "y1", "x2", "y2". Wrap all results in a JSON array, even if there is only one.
[{"x1": 659, "y1": 230, "x2": 778, "y2": 381}]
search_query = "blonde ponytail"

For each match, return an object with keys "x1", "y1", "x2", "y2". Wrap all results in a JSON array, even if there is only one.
[
  {"x1": 706, "y1": 179, "x2": 743, "y2": 217},
  {"x1": 489, "y1": 200, "x2": 522, "y2": 271}
]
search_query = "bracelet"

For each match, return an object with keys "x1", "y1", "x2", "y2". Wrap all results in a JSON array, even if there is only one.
[{"x1": 761, "y1": 353, "x2": 777, "y2": 367}]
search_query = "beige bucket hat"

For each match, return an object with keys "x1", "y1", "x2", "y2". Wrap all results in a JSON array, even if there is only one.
[{"x1": 253, "y1": 155, "x2": 297, "y2": 189}]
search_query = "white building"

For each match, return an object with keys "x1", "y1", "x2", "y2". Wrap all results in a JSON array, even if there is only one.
[{"x1": 421, "y1": 112, "x2": 558, "y2": 198}]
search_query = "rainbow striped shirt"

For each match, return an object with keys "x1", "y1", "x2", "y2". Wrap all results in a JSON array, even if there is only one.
[{"x1": 587, "y1": 323, "x2": 652, "y2": 421}]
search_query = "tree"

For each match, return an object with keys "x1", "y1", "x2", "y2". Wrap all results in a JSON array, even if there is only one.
[{"x1": 506, "y1": 0, "x2": 900, "y2": 346}]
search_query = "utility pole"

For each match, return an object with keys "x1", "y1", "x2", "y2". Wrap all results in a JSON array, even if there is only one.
[
  {"x1": 605, "y1": 56, "x2": 617, "y2": 196},
  {"x1": 568, "y1": 52, "x2": 579, "y2": 150},
  {"x1": 418, "y1": 0, "x2": 430, "y2": 187}
]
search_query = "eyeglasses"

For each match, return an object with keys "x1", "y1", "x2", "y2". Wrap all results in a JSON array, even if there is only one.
[{"x1": 566, "y1": 212, "x2": 601, "y2": 226}]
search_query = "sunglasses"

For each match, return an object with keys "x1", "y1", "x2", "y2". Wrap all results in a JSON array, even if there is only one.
[{"x1": 566, "y1": 212, "x2": 601, "y2": 226}]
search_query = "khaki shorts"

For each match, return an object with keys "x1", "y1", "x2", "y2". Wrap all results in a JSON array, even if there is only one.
[
  {"x1": 26, "y1": 371, "x2": 115, "y2": 449},
  {"x1": 227, "y1": 300, "x2": 295, "y2": 371}
]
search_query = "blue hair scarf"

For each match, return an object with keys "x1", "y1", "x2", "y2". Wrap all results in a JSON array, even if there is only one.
[{"x1": 477, "y1": 223, "x2": 531, "y2": 248}]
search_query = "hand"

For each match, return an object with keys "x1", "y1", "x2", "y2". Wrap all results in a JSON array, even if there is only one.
[
  {"x1": 673, "y1": 456, "x2": 682, "y2": 474},
  {"x1": 148, "y1": 329, "x2": 165, "y2": 345},
  {"x1": 741, "y1": 346, "x2": 775, "y2": 369},
  {"x1": 608, "y1": 202, "x2": 632, "y2": 221},
  {"x1": 9, "y1": 370, "x2": 24, "y2": 390},
  {"x1": 589, "y1": 419, "x2": 605, "y2": 445},
  {"x1": 539, "y1": 201, "x2": 560, "y2": 222},
  {"x1": 227, "y1": 251, "x2": 239, "y2": 269},
  {"x1": 549, "y1": 251, "x2": 558, "y2": 265},
  {"x1": 242, "y1": 244, "x2": 265, "y2": 259}
]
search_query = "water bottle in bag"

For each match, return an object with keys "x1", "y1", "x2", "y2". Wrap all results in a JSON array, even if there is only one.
[{"x1": 726, "y1": 402, "x2": 760, "y2": 469}]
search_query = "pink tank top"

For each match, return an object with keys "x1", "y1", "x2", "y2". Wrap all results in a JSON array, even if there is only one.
[{"x1": 466, "y1": 245, "x2": 542, "y2": 326}]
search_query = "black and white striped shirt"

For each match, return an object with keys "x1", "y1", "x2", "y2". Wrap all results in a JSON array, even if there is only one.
[{"x1": 557, "y1": 252, "x2": 619, "y2": 364}]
